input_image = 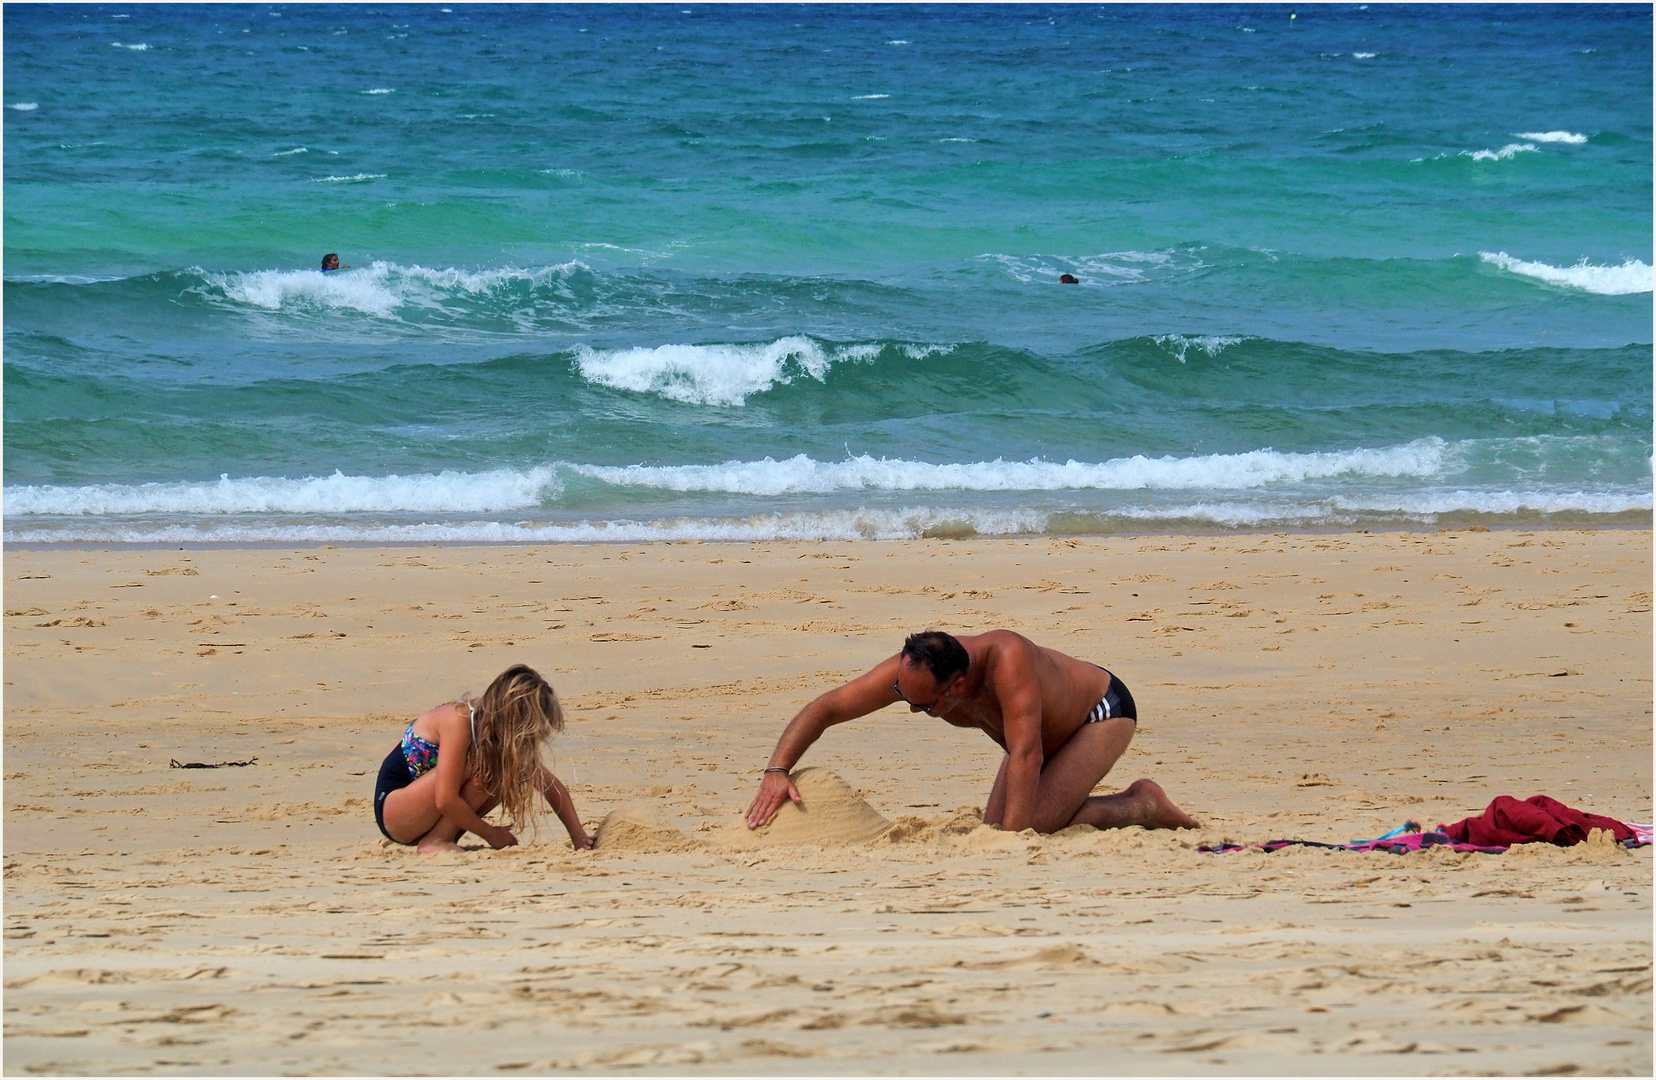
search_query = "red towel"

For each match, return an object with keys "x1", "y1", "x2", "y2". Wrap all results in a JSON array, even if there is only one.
[{"x1": 1440, "y1": 795, "x2": 1634, "y2": 847}]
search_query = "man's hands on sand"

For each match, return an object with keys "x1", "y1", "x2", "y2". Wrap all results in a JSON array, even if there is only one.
[{"x1": 746, "y1": 771, "x2": 802, "y2": 829}]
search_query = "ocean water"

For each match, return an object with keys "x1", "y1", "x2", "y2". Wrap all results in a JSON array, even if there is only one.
[{"x1": 5, "y1": 4, "x2": 1651, "y2": 544}]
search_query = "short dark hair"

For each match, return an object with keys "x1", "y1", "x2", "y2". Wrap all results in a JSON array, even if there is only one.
[
  {"x1": 321, "y1": 252, "x2": 339, "y2": 268},
  {"x1": 901, "y1": 631, "x2": 969, "y2": 685}
]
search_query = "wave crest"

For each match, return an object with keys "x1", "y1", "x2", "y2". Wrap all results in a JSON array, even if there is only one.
[
  {"x1": 1514, "y1": 130, "x2": 1586, "y2": 144},
  {"x1": 573, "y1": 441, "x2": 1448, "y2": 496},
  {"x1": 1480, "y1": 252, "x2": 1652, "y2": 295},
  {"x1": 572, "y1": 337, "x2": 951, "y2": 406},
  {"x1": 6, "y1": 467, "x2": 561, "y2": 517},
  {"x1": 198, "y1": 260, "x2": 592, "y2": 317},
  {"x1": 1464, "y1": 143, "x2": 1537, "y2": 162}
]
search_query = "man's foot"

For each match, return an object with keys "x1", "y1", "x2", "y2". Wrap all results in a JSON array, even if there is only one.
[
  {"x1": 416, "y1": 836, "x2": 461, "y2": 855},
  {"x1": 1124, "y1": 778, "x2": 1200, "y2": 829}
]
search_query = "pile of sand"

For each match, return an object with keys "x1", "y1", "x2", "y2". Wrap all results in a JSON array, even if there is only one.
[
  {"x1": 713, "y1": 768, "x2": 891, "y2": 849},
  {"x1": 592, "y1": 803, "x2": 698, "y2": 853}
]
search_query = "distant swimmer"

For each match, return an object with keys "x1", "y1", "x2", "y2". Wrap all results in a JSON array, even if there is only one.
[
  {"x1": 745, "y1": 629, "x2": 1199, "y2": 835},
  {"x1": 321, "y1": 253, "x2": 349, "y2": 272},
  {"x1": 1058, "y1": 273, "x2": 1079, "y2": 284}
]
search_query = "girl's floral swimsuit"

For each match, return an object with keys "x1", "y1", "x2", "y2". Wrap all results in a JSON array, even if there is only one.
[
  {"x1": 401, "y1": 722, "x2": 440, "y2": 778},
  {"x1": 372, "y1": 704, "x2": 475, "y2": 842}
]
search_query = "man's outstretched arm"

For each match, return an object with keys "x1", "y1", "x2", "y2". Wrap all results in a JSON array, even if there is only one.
[{"x1": 744, "y1": 655, "x2": 902, "y2": 828}]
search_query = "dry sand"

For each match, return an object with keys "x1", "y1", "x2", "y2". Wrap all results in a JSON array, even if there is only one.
[{"x1": 4, "y1": 529, "x2": 1651, "y2": 1075}]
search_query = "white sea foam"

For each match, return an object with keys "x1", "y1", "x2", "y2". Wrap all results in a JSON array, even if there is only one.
[
  {"x1": 313, "y1": 173, "x2": 386, "y2": 183},
  {"x1": 938, "y1": 137, "x2": 978, "y2": 143},
  {"x1": 7, "y1": 273, "x2": 130, "y2": 285},
  {"x1": 1352, "y1": 52, "x2": 1376, "y2": 58},
  {"x1": 1464, "y1": 142, "x2": 1537, "y2": 162},
  {"x1": 885, "y1": 39, "x2": 910, "y2": 45},
  {"x1": 574, "y1": 337, "x2": 832, "y2": 406},
  {"x1": 362, "y1": 87, "x2": 395, "y2": 95},
  {"x1": 1095, "y1": 489, "x2": 1652, "y2": 528},
  {"x1": 570, "y1": 440, "x2": 1449, "y2": 496},
  {"x1": 5, "y1": 467, "x2": 561, "y2": 518},
  {"x1": 111, "y1": 42, "x2": 149, "y2": 50},
  {"x1": 853, "y1": 93, "x2": 889, "y2": 100},
  {"x1": 1480, "y1": 251, "x2": 1652, "y2": 295},
  {"x1": 0, "y1": 507, "x2": 1048, "y2": 546},
  {"x1": 200, "y1": 260, "x2": 593, "y2": 318},
  {"x1": 204, "y1": 267, "x2": 403, "y2": 317},
  {"x1": 274, "y1": 146, "x2": 308, "y2": 156},
  {"x1": 1515, "y1": 130, "x2": 1586, "y2": 144},
  {"x1": 572, "y1": 338, "x2": 954, "y2": 406},
  {"x1": 7, "y1": 488, "x2": 1648, "y2": 546},
  {"x1": 1152, "y1": 334, "x2": 1244, "y2": 362},
  {"x1": 9, "y1": 102, "x2": 38, "y2": 111},
  {"x1": 0, "y1": 440, "x2": 1457, "y2": 521}
]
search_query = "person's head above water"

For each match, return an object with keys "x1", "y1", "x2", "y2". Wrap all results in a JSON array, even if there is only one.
[
  {"x1": 1058, "y1": 273, "x2": 1079, "y2": 284},
  {"x1": 321, "y1": 253, "x2": 342, "y2": 271}
]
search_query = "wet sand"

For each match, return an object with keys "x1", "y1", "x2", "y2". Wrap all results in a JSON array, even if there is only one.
[{"x1": 4, "y1": 529, "x2": 1651, "y2": 1075}]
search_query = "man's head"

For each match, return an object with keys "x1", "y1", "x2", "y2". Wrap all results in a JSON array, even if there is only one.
[
  {"x1": 321, "y1": 253, "x2": 340, "y2": 271},
  {"x1": 896, "y1": 631, "x2": 970, "y2": 714}
]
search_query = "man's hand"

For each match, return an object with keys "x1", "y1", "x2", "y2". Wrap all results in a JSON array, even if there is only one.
[{"x1": 745, "y1": 771, "x2": 802, "y2": 829}]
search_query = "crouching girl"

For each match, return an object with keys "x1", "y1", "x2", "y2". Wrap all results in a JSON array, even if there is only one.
[{"x1": 374, "y1": 664, "x2": 593, "y2": 853}]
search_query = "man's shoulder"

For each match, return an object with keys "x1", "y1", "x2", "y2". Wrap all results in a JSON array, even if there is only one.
[{"x1": 973, "y1": 628, "x2": 1041, "y2": 668}]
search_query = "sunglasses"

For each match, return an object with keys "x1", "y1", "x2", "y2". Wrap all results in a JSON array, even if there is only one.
[{"x1": 893, "y1": 677, "x2": 948, "y2": 716}]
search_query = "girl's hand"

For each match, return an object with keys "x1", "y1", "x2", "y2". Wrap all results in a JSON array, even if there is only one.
[
  {"x1": 571, "y1": 831, "x2": 595, "y2": 851},
  {"x1": 485, "y1": 825, "x2": 519, "y2": 849}
]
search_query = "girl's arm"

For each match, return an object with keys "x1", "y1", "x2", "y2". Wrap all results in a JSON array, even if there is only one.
[
  {"x1": 540, "y1": 767, "x2": 593, "y2": 849},
  {"x1": 433, "y1": 704, "x2": 517, "y2": 848}
]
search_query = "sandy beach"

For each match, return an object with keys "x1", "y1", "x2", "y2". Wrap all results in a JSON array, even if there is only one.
[{"x1": 4, "y1": 528, "x2": 1651, "y2": 1076}]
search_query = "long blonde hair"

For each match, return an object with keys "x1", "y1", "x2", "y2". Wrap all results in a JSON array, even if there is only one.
[{"x1": 466, "y1": 664, "x2": 563, "y2": 833}]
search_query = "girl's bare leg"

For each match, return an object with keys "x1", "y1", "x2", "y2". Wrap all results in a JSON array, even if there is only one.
[
  {"x1": 379, "y1": 769, "x2": 447, "y2": 845},
  {"x1": 415, "y1": 774, "x2": 498, "y2": 854}
]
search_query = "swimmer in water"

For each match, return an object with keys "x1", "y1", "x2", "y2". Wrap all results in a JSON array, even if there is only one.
[{"x1": 321, "y1": 253, "x2": 349, "y2": 272}]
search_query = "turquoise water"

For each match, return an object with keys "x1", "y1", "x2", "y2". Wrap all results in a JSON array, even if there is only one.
[{"x1": 5, "y1": 4, "x2": 1651, "y2": 542}]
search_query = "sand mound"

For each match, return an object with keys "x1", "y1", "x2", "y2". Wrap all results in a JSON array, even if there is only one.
[
  {"x1": 593, "y1": 804, "x2": 698, "y2": 853},
  {"x1": 714, "y1": 768, "x2": 890, "y2": 848}
]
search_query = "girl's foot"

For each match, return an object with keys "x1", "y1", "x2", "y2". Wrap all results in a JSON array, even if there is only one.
[{"x1": 417, "y1": 836, "x2": 461, "y2": 855}]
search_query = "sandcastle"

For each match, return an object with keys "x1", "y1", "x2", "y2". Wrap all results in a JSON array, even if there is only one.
[
  {"x1": 713, "y1": 767, "x2": 891, "y2": 849},
  {"x1": 592, "y1": 803, "x2": 697, "y2": 853}
]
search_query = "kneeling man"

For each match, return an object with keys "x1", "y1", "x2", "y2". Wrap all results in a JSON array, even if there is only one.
[{"x1": 745, "y1": 630, "x2": 1197, "y2": 834}]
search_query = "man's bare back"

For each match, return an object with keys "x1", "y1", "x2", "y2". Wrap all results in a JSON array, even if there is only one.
[
  {"x1": 924, "y1": 630, "x2": 1114, "y2": 753},
  {"x1": 744, "y1": 629, "x2": 1197, "y2": 835}
]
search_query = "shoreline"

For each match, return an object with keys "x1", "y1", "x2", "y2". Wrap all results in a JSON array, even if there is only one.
[{"x1": 4, "y1": 514, "x2": 1650, "y2": 553}]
